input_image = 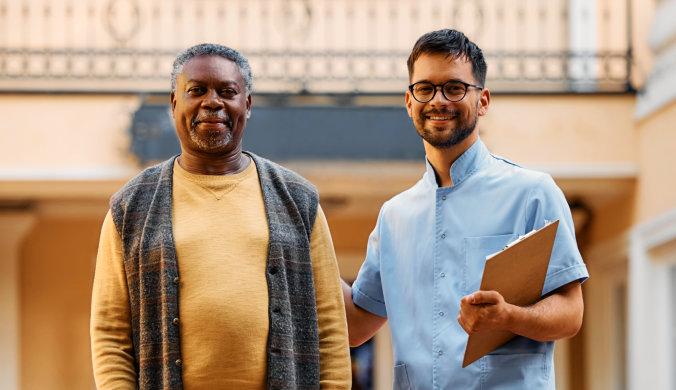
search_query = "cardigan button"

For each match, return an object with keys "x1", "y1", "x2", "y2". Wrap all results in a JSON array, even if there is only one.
[
  {"x1": 269, "y1": 268, "x2": 278, "y2": 275},
  {"x1": 175, "y1": 359, "x2": 182, "y2": 367},
  {"x1": 172, "y1": 317, "x2": 180, "y2": 325},
  {"x1": 173, "y1": 277, "x2": 179, "y2": 285}
]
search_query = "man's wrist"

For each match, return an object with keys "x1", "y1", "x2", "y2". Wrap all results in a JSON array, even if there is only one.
[{"x1": 502, "y1": 302, "x2": 520, "y2": 334}]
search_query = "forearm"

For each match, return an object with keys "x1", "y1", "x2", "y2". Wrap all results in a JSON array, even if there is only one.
[
  {"x1": 310, "y1": 208, "x2": 352, "y2": 388},
  {"x1": 315, "y1": 276, "x2": 351, "y2": 389},
  {"x1": 459, "y1": 281, "x2": 584, "y2": 342},
  {"x1": 505, "y1": 281, "x2": 584, "y2": 341},
  {"x1": 341, "y1": 279, "x2": 386, "y2": 347},
  {"x1": 341, "y1": 279, "x2": 363, "y2": 346},
  {"x1": 91, "y1": 211, "x2": 137, "y2": 389},
  {"x1": 90, "y1": 324, "x2": 137, "y2": 390}
]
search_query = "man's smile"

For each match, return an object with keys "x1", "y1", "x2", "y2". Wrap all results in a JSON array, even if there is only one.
[
  {"x1": 427, "y1": 115, "x2": 456, "y2": 121},
  {"x1": 424, "y1": 109, "x2": 460, "y2": 122},
  {"x1": 192, "y1": 113, "x2": 232, "y2": 131}
]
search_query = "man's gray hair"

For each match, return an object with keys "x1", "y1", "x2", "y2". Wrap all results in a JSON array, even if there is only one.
[{"x1": 170, "y1": 43, "x2": 253, "y2": 93}]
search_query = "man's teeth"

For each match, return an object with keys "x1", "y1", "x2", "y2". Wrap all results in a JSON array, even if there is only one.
[{"x1": 429, "y1": 116, "x2": 453, "y2": 120}]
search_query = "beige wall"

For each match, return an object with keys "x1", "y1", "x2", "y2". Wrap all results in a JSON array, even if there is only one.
[
  {"x1": 0, "y1": 95, "x2": 139, "y2": 171},
  {"x1": 636, "y1": 99, "x2": 676, "y2": 222},
  {"x1": 0, "y1": 94, "x2": 639, "y2": 175},
  {"x1": 482, "y1": 94, "x2": 637, "y2": 164}
]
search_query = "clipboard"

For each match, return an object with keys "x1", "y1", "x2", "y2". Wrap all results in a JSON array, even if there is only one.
[{"x1": 462, "y1": 219, "x2": 559, "y2": 367}]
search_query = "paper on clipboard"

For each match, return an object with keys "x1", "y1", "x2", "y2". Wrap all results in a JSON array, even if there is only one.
[{"x1": 462, "y1": 219, "x2": 559, "y2": 368}]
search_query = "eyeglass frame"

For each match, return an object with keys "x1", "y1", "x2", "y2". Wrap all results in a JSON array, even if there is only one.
[{"x1": 408, "y1": 79, "x2": 484, "y2": 103}]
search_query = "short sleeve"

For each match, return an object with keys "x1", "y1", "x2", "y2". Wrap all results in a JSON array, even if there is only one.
[
  {"x1": 351, "y1": 206, "x2": 388, "y2": 318},
  {"x1": 526, "y1": 175, "x2": 589, "y2": 295}
]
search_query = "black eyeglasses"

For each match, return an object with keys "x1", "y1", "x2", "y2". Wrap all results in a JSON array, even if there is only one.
[{"x1": 408, "y1": 80, "x2": 483, "y2": 103}]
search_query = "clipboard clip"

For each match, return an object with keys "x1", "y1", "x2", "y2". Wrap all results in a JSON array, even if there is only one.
[{"x1": 503, "y1": 219, "x2": 553, "y2": 250}]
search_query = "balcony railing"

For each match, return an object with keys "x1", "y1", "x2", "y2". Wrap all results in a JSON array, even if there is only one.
[{"x1": 0, "y1": 0, "x2": 634, "y2": 94}]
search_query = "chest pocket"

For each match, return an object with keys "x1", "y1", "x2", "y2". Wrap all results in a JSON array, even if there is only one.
[
  {"x1": 392, "y1": 363, "x2": 412, "y2": 390},
  {"x1": 463, "y1": 234, "x2": 514, "y2": 295}
]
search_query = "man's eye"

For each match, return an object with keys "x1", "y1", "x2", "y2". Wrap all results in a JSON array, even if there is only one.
[
  {"x1": 187, "y1": 87, "x2": 204, "y2": 95},
  {"x1": 220, "y1": 89, "x2": 237, "y2": 96},
  {"x1": 417, "y1": 86, "x2": 433, "y2": 94},
  {"x1": 445, "y1": 83, "x2": 465, "y2": 94}
]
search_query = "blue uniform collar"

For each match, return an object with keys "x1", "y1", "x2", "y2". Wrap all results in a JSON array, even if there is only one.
[{"x1": 424, "y1": 137, "x2": 490, "y2": 188}]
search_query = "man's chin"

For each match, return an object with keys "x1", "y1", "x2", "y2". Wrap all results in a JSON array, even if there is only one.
[
  {"x1": 420, "y1": 129, "x2": 474, "y2": 149},
  {"x1": 190, "y1": 137, "x2": 234, "y2": 153},
  {"x1": 189, "y1": 129, "x2": 234, "y2": 151}
]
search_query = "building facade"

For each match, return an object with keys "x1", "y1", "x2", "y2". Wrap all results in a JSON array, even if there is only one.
[{"x1": 1, "y1": 1, "x2": 675, "y2": 389}]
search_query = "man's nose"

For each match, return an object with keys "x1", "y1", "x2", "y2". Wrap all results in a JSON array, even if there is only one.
[
  {"x1": 429, "y1": 86, "x2": 450, "y2": 106},
  {"x1": 201, "y1": 89, "x2": 224, "y2": 109}
]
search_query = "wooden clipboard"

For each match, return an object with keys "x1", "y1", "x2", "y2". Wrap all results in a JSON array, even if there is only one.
[{"x1": 462, "y1": 219, "x2": 559, "y2": 367}]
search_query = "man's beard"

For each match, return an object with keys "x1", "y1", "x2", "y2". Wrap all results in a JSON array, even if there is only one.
[
  {"x1": 189, "y1": 110, "x2": 233, "y2": 152},
  {"x1": 189, "y1": 128, "x2": 233, "y2": 151},
  {"x1": 417, "y1": 108, "x2": 478, "y2": 149}
]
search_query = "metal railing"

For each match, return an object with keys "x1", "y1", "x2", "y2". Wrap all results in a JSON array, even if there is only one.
[{"x1": 0, "y1": 0, "x2": 634, "y2": 94}]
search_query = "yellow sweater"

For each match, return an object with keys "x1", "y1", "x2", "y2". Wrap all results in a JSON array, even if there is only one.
[{"x1": 91, "y1": 158, "x2": 351, "y2": 389}]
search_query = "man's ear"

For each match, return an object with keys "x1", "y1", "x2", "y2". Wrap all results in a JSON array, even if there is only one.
[
  {"x1": 246, "y1": 93, "x2": 252, "y2": 119},
  {"x1": 405, "y1": 90, "x2": 413, "y2": 118},
  {"x1": 477, "y1": 88, "x2": 490, "y2": 117},
  {"x1": 170, "y1": 90, "x2": 176, "y2": 117}
]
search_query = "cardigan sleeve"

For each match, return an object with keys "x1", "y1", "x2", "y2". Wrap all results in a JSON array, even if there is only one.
[
  {"x1": 310, "y1": 205, "x2": 352, "y2": 389},
  {"x1": 90, "y1": 210, "x2": 137, "y2": 389}
]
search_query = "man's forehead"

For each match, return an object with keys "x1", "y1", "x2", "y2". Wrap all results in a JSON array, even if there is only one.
[
  {"x1": 412, "y1": 53, "x2": 473, "y2": 79},
  {"x1": 178, "y1": 55, "x2": 243, "y2": 82}
]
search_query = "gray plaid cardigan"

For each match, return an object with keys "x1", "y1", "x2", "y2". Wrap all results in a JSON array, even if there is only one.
[{"x1": 109, "y1": 153, "x2": 321, "y2": 390}]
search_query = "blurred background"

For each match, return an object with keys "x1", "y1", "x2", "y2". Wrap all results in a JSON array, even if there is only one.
[{"x1": 1, "y1": 0, "x2": 675, "y2": 389}]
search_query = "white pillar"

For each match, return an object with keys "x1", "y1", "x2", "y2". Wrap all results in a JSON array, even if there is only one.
[
  {"x1": 0, "y1": 212, "x2": 36, "y2": 390},
  {"x1": 569, "y1": 0, "x2": 598, "y2": 91},
  {"x1": 635, "y1": 0, "x2": 676, "y2": 118},
  {"x1": 628, "y1": 209, "x2": 676, "y2": 390}
]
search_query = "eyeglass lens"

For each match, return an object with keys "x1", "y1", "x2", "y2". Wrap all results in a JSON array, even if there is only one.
[{"x1": 412, "y1": 81, "x2": 467, "y2": 102}]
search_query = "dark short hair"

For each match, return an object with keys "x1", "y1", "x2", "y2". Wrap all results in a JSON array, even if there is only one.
[
  {"x1": 171, "y1": 43, "x2": 253, "y2": 93},
  {"x1": 407, "y1": 29, "x2": 487, "y2": 87}
]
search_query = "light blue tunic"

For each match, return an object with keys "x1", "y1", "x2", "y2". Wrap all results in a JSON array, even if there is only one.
[{"x1": 352, "y1": 138, "x2": 589, "y2": 390}]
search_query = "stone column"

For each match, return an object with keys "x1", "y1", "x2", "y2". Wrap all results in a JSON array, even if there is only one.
[{"x1": 0, "y1": 212, "x2": 36, "y2": 390}]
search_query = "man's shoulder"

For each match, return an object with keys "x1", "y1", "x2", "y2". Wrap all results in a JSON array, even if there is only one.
[
  {"x1": 110, "y1": 156, "x2": 176, "y2": 208},
  {"x1": 487, "y1": 153, "x2": 556, "y2": 188},
  {"x1": 378, "y1": 177, "x2": 429, "y2": 217}
]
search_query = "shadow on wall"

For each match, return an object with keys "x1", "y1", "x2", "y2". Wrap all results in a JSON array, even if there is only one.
[{"x1": 129, "y1": 103, "x2": 423, "y2": 164}]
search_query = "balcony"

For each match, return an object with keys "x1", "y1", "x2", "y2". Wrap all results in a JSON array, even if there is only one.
[{"x1": 0, "y1": 0, "x2": 634, "y2": 94}]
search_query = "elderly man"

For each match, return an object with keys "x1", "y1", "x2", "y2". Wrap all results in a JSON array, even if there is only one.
[
  {"x1": 91, "y1": 43, "x2": 351, "y2": 390},
  {"x1": 342, "y1": 29, "x2": 588, "y2": 389}
]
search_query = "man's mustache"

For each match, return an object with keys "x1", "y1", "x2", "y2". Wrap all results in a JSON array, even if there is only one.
[{"x1": 191, "y1": 111, "x2": 232, "y2": 129}]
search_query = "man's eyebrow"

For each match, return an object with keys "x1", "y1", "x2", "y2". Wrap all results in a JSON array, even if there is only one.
[
  {"x1": 413, "y1": 78, "x2": 466, "y2": 84},
  {"x1": 184, "y1": 79, "x2": 240, "y2": 86}
]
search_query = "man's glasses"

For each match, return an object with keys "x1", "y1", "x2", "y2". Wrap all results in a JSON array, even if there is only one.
[{"x1": 408, "y1": 80, "x2": 483, "y2": 103}]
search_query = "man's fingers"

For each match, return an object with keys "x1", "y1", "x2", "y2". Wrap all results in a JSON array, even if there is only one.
[
  {"x1": 468, "y1": 290, "x2": 501, "y2": 305},
  {"x1": 460, "y1": 294, "x2": 474, "y2": 305},
  {"x1": 457, "y1": 315, "x2": 470, "y2": 334}
]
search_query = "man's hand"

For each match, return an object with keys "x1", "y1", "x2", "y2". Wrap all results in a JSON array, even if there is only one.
[
  {"x1": 457, "y1": 281, "x2": 584, "y2": 342},
  {"x1": 457, "y1": 290, "x2": 513, "y2": 335}
]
